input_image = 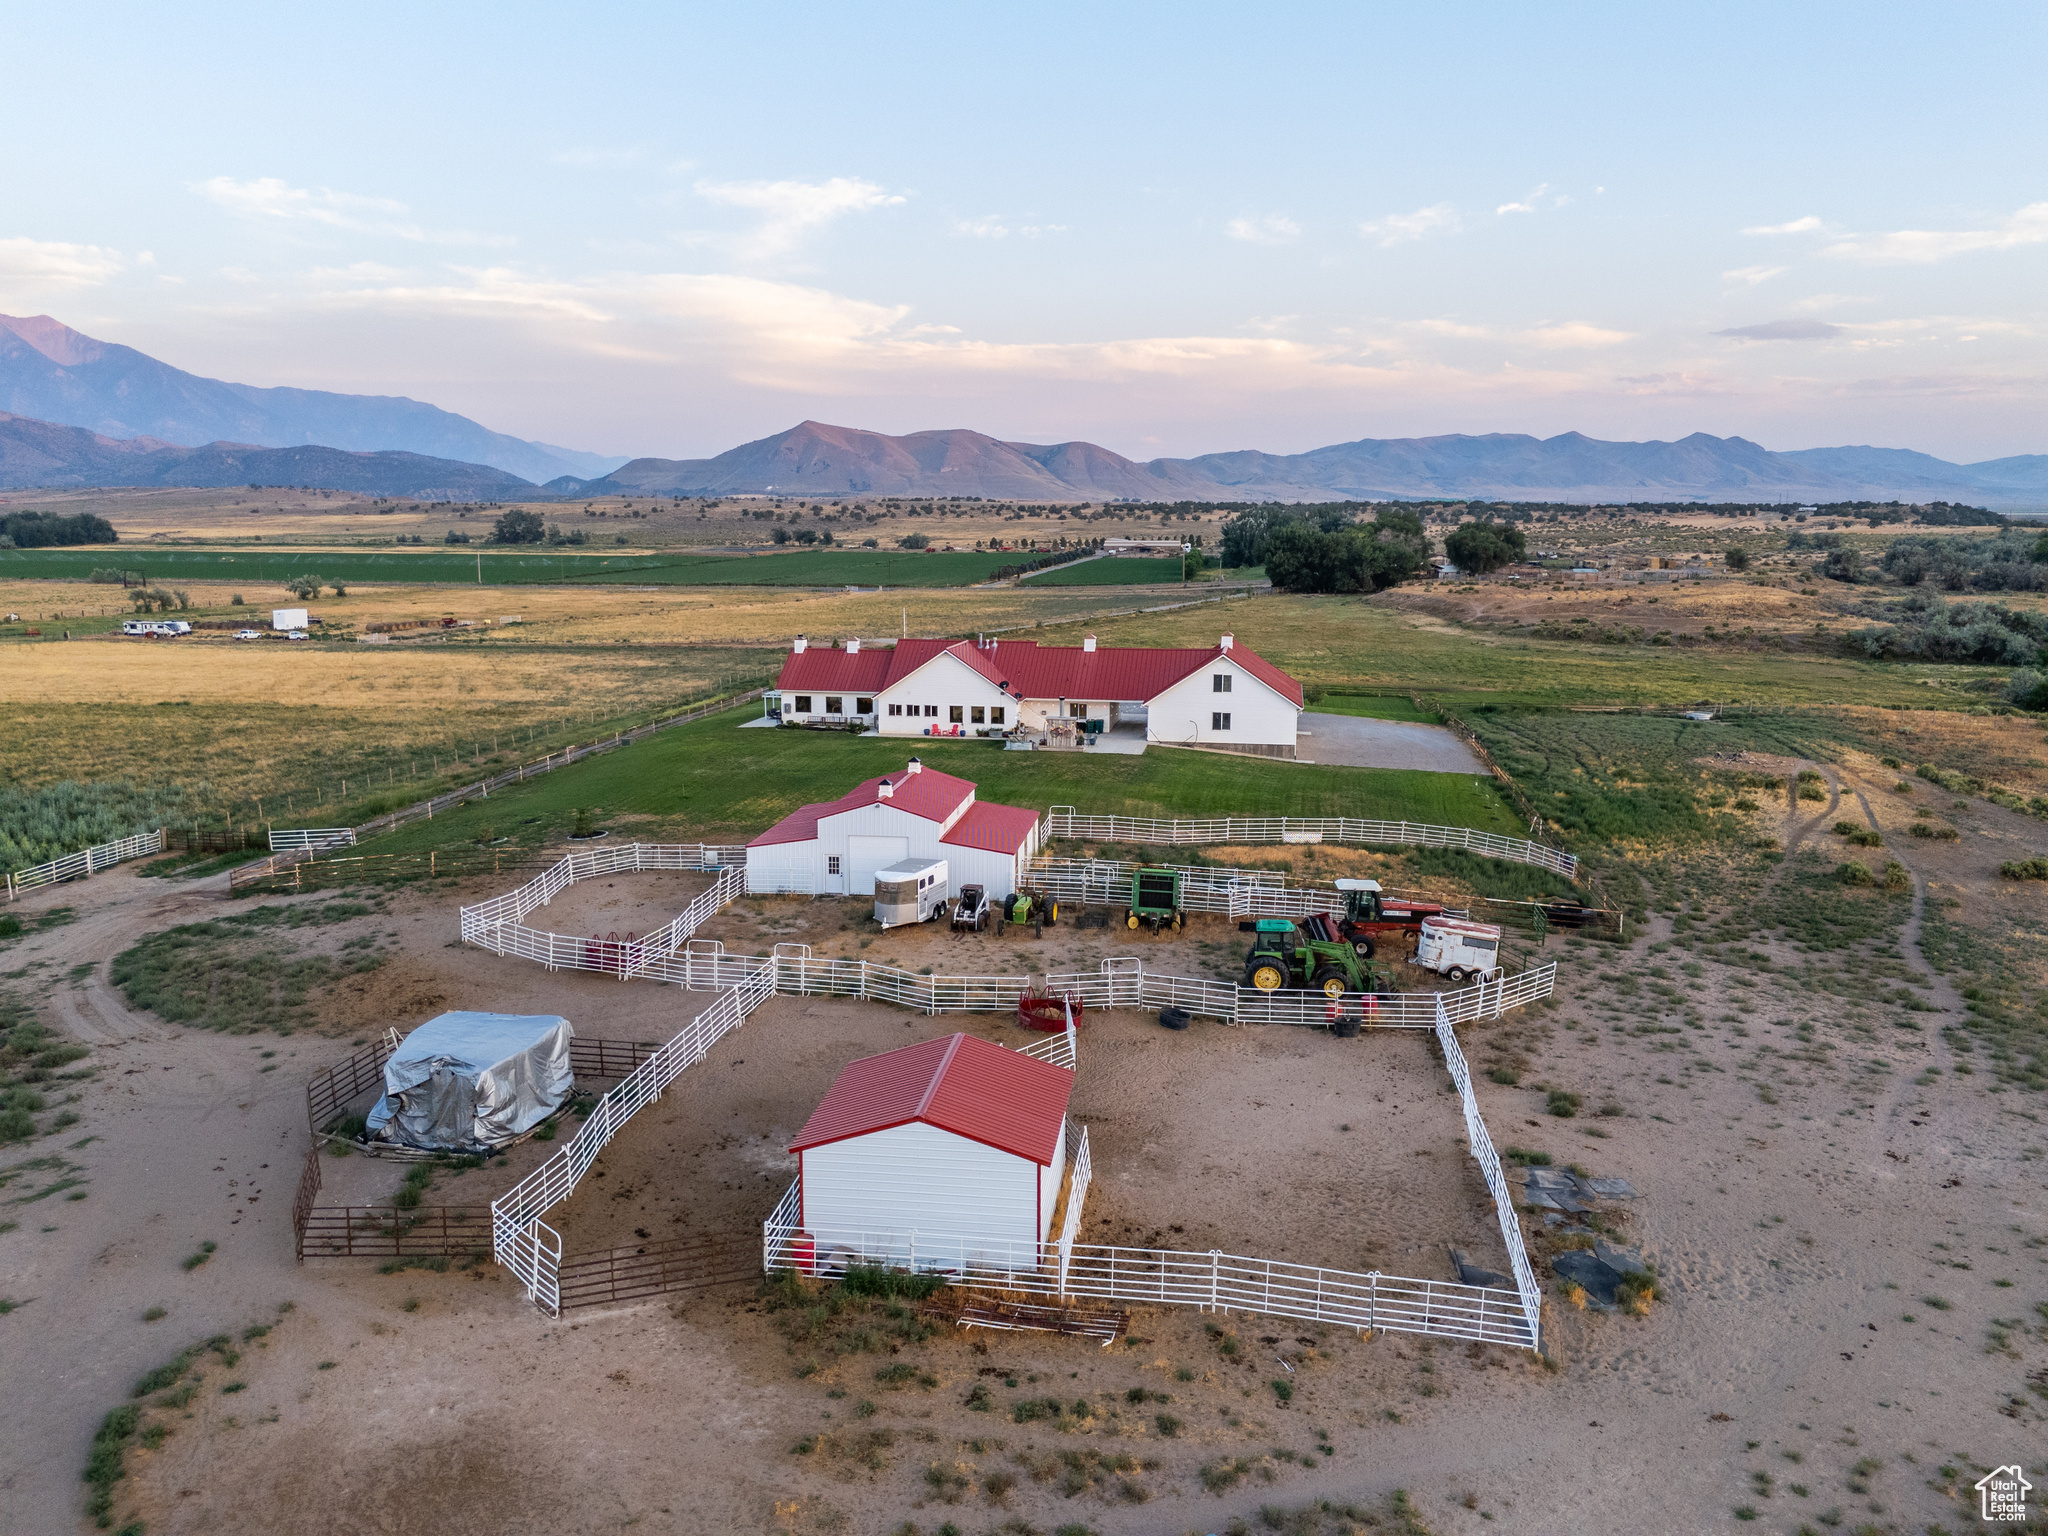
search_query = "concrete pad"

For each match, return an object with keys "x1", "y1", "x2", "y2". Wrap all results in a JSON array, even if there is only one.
[{"x1": 1299, "y1": 712, "x2": 1488, "y2": 773}]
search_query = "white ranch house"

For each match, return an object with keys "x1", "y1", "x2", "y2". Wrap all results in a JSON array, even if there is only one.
[
  {"x1": 767, "y1": 632, "x2": 1303, "y2": 757},
  {"x1": 744, "y1": 758, "x2": 1041, "y2": 897}
]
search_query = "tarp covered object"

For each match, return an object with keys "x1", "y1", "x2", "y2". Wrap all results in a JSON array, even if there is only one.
[{"x1": 365, "y1": 1011, "x2": 574, "y2": 1152}]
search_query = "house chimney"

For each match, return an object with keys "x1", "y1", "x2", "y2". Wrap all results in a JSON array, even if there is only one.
[
  {"x1": 1219, "y1": 632, "x2": 1234, "y2": 651},
  {"x1": 878, "y1": 778, "x2": 894, "y2": 800},
  {"x1": 1082, "y1": 634, "x2": 1096, "y2": 653},
  {"x1": 847, "y1": 637, "x2": 860, "y2": 654},
  {"x1": 907, "y1": 757, "x2": 923, "y2": 775},
  {"x1": 792, "y1": 634, "x2": 807, "y2": 654}
]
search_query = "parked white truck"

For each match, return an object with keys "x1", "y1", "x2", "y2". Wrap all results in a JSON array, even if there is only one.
[{"x1": 1413, "y1": 916, "x2": 1505, "y2": 984}]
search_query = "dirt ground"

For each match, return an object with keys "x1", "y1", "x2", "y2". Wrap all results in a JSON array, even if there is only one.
[{"x1": 3, "y1": 793, "x2": 2046, "y2": 1535}]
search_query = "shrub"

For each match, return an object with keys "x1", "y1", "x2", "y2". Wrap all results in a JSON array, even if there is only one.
[
  {"x1": 1797, "y1": 783, "x2": 1826, "y2": 802},
  {"x1": 2000, "y1": 858, "x2": 2048, "y2": 880},
  {"x1": 1882, "y1": 861, "x2": 1912, "y2": 892},
  {"x1": 1545, "y1": 1090, "x2": 1581, "y2": 1119},
  {"x1": 83, "y1": 1404, "x2": 140, "y2": 1522},
  {"x1": 1836, "y1": 862, "x2": 1875, "y2": 887}
]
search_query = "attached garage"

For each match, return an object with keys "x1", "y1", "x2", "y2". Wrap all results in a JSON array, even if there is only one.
[{"x1": 790, "y1": 1032, "x2": 1075, "y2": 1270}]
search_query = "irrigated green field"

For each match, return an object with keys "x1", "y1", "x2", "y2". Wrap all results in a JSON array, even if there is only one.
[{"x1": 354, "y1": 707, "x2": 1522, "y2": 853}]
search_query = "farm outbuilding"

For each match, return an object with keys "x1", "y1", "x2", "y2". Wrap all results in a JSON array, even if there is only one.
[
  {"x1": 744, "y1": 757, "x2": 1041, "y2": 898},
  {"x1": 789, "y1": 1032, "x2": 1074, "y2": 1267}
]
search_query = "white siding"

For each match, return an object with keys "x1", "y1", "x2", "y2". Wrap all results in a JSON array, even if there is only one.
[
  {"x1": 802, "y1": 1120, "x2": 1042, "y2": 1264},
  {"x1": 1037, "y1": 1114, "x2": 1068, "y2": 1233},
  {"x1": 876, "y1": 652, "x2": 1019, "y2": 738},
  {"x1": 942, "y1": 843, "x2": 1024, "y2": 899},
  {"x1": 746, "y1": 844, "x2": 819, "y2": 895},
  {"x1": 1145, "y1": 662, "x2": 1298, "y2": 749}
]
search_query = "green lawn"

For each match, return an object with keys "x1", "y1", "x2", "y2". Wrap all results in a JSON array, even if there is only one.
[
  {"x1": 1304, "y1": 693, "x2": 1441, "y2": 723},
  {"x1": 356, "y1": 707, "x2": 1521, "y2": 854},
  {"x1": 1022, "y1": 556, "x2": 1195, "y2": 586}
]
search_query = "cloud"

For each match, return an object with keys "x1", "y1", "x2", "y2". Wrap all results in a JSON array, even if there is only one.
[
  {"x1": 1791, "y1": 293, "x2": 1873, "y2": 312},
  {"x1": 1821, "y1": 201, "x2": 2048, "y2": 263},
  {"x1": 1360, "y1": 203, "x2": 1458, "y2": 246},
  {"x1": 1742, "y1": 215, "x2": 1825, "y2": 235},
  {"x1": 1496, "y1": 183, "x2": 1552, "y2": 216},
  {"x1": 1713, "y1": 319, "x2": 1843, "y2": 341},
  {"x1": 1226, "y1": 214, "x2": 1302, "y2": 246},
  {"x1": 196, "y1": 176, "x2": 510, "y2": 246},
  {"x1": 955, "y1": 216, "x2": 1010, "y2": 239},
  {"x1": 0, "y1": 236, "x2": 124, "y2": 288},
  {"x1": 1521, "y1": 322, "x2": 1633, "y2": 349},
  {"x1": 693, "y1": 176, "x2": 905, "y2": 258},
  {"x1": 1721, "y1": 264, "x2": 1786, "y2": 286}
]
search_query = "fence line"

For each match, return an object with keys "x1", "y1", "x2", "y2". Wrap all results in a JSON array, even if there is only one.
[
  {"x1": 5, "y1": 827, "x2": 164, "y2": 901},
  {"x1": 762, "y1": 1207, "x2": 1532, "y2": 1350},
  {"x1": 1037, "y1": 809, "x2": 1577, "y2": 879},
  {"x1": 1434, "y1": 994, "x2": 1543, "y2": 1344},
  {"x1": 269, "y1": 827, "x2": 356, "y2": 853}
]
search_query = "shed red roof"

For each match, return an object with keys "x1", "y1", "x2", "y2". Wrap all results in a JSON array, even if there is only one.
[
  {"x1": 939, "y1": 800, "x2": 1041, "y2": 855},
  {"x1": 747, "y1": 764, "x2": 977, "y2": 848},
  {"x1": 773, "y1": 636, "x2": 1301, "y2": 708},
  {"x1": 789, "y1": 1033, "x2": 1072, "y2": 1165}
]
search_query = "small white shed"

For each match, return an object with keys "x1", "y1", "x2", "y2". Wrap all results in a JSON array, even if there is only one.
[{"x1": 790, "y1": 1033, "x2": 1075, "y2": 1269}]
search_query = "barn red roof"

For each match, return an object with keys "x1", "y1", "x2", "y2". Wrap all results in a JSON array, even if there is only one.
[
  {"x1": 773, "y1": 636, "x2": 1302, "y2": 708},
  {"x1": 939, "y1": 800, "x2": 1041, "y2": 855},
  {"x1": 789, "y1": 1033, "x2": 1072, "y2": 1165},
  {"x1": 747, "y1": 764, "x2": 978, "y2": 848}
]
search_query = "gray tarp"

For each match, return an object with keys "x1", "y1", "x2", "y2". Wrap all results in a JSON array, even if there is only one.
[{"x1": 366, "y1": 1011, "x2": 574, "y2": 1152}]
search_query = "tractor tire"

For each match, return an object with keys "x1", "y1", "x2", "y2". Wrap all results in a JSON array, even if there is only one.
[
  {"x1": 1352, "y1": 935, "x2": 1376, "y2": 959},
  {"x1": 1313, "y1": 966, "x2": 1350, "y2": 999},
  {"x1": 1169, "y1": 913, "x2": 1182, "y2": 935},
  {"x1": 1158, "y1": 1007, "x2": 1192, "y2": 1031},
  {"x1": 1126, "y1": 910, "x2": 1140, "y2": 930},
  {"x1": 1447, "y1": 966, "x2": 1468, "y2": 984},
  {"x1": 1045, "y1": 899, "x2": 1058, "y2": 925},
  {"x1": 1248, "y1": 962, "x2": 1287, "y2": 991}
]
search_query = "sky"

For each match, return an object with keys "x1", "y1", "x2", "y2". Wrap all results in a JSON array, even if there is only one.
[{"x1": 3, "y1": 1, "x2": 2044, "y2": 464}]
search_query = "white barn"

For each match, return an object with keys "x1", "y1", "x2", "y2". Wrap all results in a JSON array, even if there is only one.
[
  {"x1": 769, "y1": 632, "x2": 1304, "y2": 758},
  {"x1": 790, "y1": 1032, "x2": 1075, "y2": 1266},
  {"x1": 745, "y1": 758, "x2": 1042, "y2": 898}
]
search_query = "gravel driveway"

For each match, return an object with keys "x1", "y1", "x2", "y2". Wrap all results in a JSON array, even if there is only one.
[{"x1": 1299, "y1": 711, "x2": 1488, "y2": 773}]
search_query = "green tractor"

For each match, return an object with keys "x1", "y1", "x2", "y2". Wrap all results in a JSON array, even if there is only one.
[{"x1": 1238, "y1": 914, "x2": 1388, "y2": 997}]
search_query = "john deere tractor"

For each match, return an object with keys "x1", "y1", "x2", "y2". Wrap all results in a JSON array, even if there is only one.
[{"x1": 1238, "y1": 914, "x2": 1388, "y2": 997}]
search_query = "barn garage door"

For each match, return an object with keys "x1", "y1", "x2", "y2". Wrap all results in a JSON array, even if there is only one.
[{"x1": 846, "y1": 835, "x2": 909, "y2": 895}]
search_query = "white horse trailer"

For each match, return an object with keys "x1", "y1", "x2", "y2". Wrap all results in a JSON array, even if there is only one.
[{"x1": 873, "y1": 858, "x2": 948, "y2": 929}]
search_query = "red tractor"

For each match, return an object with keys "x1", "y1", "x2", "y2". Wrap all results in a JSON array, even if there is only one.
[{"x1": 1332, "y1": 878, "x2": 1445, "y2": 959}]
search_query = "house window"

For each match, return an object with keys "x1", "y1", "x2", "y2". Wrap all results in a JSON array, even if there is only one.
[
  {"x1": 856, "y1": 697, "x2": 872, "y2": 714},
  {"x1": 925, "y1": 705, "x2": 938, "y2": 717},
  {"x1": 949, "y1": 705, "x2": 964, "y2": 723},
  {"x1": 888, "y1": 703, "x2": 902, "y2": 716},
  {"x1": 1212, "y1": 711, "x2": 1232, "y2": 731},
  {"x1": 827, "y1": 856, "x2": 840, "y2": 875},
  {"x1": 793, "y1": 695, "x2": 812, "y2": 713},
  {"x1": 1069, "y1": 702, "x2": 1088, "y2": 718},
  {"x1": 1213, "y1": 673, "x2": 1232, "y2": 693},
  {"x1": 825, "y1": 696, "x2": 842, "y2": 714},
  {"x1": 971, "y1": 706, "x2": 985, "y2": 724},
  {"x1": 990, "y1": 706, "x2": 1005, "y2": 725}
]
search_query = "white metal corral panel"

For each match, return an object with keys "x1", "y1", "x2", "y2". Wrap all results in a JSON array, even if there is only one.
[
  {"x1": 802, "y1": 1120, "x2": 1040, "y2": 1257},
  {"x1": 845, "y1": 834, "x2": 910, "y2": 895}
]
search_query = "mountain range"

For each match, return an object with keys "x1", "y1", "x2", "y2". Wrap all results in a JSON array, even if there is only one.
[
  {"x1": 0, "y1": 413, "x2": 533, "y2": 497},
  {"x1": 0, "y1": 314, "x2": 625, "y2": 484},
  {"x1": 581, "y1": 420, "x2": 2048, "y2": 506},
  {"x1": 0, "y1": 313, "x2": 2043, "y2": 506}
]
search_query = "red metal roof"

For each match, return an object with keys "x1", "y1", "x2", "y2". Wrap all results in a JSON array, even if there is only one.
[
  {"x1": 790, "y1": 1033, "x2": 1073, "y2": 1164},
  {"x1": 747, "y1": 764, "x2": 980, "y2": 847},
  {"x1": 939, "y1": 800, "x2": 1041, "y2": 855},
  {"x1": 773, "y1": 636, "x2": 1301, "y2": 708}
]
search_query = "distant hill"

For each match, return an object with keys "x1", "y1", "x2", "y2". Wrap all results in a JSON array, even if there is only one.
[
  {"x1": 0, "y1": 314, "x2": 625, "y2": 484},
  {"x1": 0, "y1": 413, "x2": 535, "y2": 497},
  {"x1": 587, "y1": 420, "x2": 2048, "y2": 506}
]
